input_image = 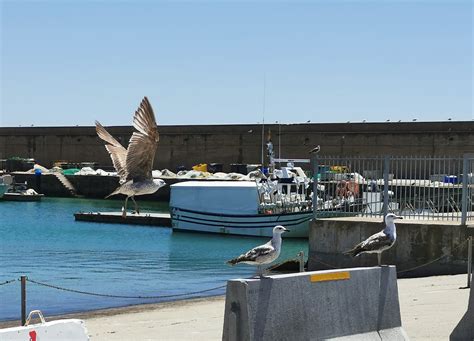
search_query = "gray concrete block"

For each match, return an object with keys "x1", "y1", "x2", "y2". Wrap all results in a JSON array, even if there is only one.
[
  {"x1": 222, "y1": 266, "x2": 409, "y2": 341},
  {"x1": 309, "y1": 218, "x2": 469, "y2": 277},
  {"x1": 379, "y1": 327, "x2": 410, "y2": 340},
  {"x1": 450, "y1": 278, "x2": 474, "y2": 341},
  {"x1": 329, "y1": 331, "x2": 381, "y2": 340}
]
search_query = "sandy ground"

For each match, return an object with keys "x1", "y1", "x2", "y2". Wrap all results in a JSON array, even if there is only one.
[
  {"x1": 85, "y1": 274, "x2": 470, "y2": 341},
  {"x1": 398, "y1": 274, "x2": 470, "y2": 341},
  {"x1": 1, "y1": 274, "x2": 470, "y2": 340}
]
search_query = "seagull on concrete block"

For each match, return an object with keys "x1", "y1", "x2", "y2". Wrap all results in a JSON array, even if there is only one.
[
  {"x1": 227, "y1": 225, "x2": 289, "y2": 276},
  {"x1": 95, "y1": 97, "x2": 166, "y2": 218},
  {"x1": 343, "y1": 213, "x2": 403, "y2": 266}
]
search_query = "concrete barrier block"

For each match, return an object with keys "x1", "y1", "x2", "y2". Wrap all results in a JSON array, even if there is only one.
[
  {"x1": 450, "y1": 278, "x2": 474, "y2": 341},
  {"x1": 223, "y1": 266, "x2": 408, "y2": 341}
]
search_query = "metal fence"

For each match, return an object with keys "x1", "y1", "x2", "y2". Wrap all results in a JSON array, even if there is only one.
[{"x1": 312, "y1": 155, "x2": 474, "y2": 223}]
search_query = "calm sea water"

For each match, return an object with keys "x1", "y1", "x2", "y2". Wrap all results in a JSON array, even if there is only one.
[{"x1": 0, "y1": 198, "x2": 307, "y2": 321}]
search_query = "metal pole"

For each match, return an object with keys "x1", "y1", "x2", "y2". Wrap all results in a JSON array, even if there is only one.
[
  {"x1": 312, "y1": 153, "x2": 319, "y2": 219},
  {"x1": 461, "y1": 154, "x2": 469, "y2": 225},
  {"x1": 383, "y1": 155, "x2": 390, "y2": 219},
  {"x1": 21, "y1": 275, "x2": 26, "y2": 326},
  {"x1": 278, "y1": 122, "x2": 281, "y2": 167},
  {"x1": 468, "y1": 236, "x2": 472, "y2": 288},
  {"x1": 298, "y1": 251, "x2": 305, "y2": 272},
  {"x1": 260, "y1": 75, "x2": 266, "y2": 167}
]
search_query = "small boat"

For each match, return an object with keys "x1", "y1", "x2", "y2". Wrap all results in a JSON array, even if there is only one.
[{"x1": 2, "y1": 181, "x2": 44, "y2": 201}]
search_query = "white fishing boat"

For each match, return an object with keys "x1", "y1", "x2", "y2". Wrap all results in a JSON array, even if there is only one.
[{"x1": 170, "y1": 180, "x2": 313, "y2": 238}]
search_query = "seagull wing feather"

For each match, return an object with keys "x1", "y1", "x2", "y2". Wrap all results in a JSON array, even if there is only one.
[
  {"x1": 360, "y1": 232, "x2": 393, "y2": 252},
  {"x1": 227, "y1": 242, "x2": 275, "y2": 265},
  {"x1": 125, "y1": 97, "x2": 160, "y2": 181},
  {"x1": 344, "y1": 231, "x2": 393, "y2": 257},
  {"x1": 95, "y1": 121, "x2": 128, "y2": 181}
]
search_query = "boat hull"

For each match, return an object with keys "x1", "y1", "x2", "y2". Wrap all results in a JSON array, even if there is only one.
[
  {"x1": 0, "y1": 184, "x2": 8, "y2": 198},
  {"x1": 2, "y1": 193, "x2": 44, "y2": 201},
  {"x1": 170, "y1": 207, "x2": 313, "y2": 238}
]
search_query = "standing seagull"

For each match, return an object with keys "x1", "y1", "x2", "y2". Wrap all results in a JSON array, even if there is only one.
[
  {"x1": 95, "y1": 97, "x2": 166, "y2": 217},
  {"x1": 227, "y1": 225, "x2": 289, "y2": 276},
  {"x1": 344, "y1": 213, "x2": 403, "y2": 266}
]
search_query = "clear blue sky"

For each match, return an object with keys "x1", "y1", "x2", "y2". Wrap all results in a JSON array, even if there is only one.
[{"x1": 1, "y1": 1, "x2": 472, "y2": 127}]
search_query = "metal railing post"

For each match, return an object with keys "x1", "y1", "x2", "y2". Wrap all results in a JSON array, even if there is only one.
[
  {"x1": 298, "y1": 251, "x2": 305, "y2": 272},
  {"x1": 383, "y1": 155, "x2": 390, "y2": 219},
  {"x1": 468, "y1": 236, "x2": 472, "y2": 288},
  {"x1": 461, "y1": 154, "x2": 469, "y2": 225},
  {"x1": 21, "y1": 275, "x2": 26, "y2": 326},
  {"x1": 312, "y1": 154, "x2": 319, "y2": 219}
]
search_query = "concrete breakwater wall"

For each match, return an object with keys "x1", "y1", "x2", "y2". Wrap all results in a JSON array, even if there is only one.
[
  {"x1": 12, "y1": 172, "x2": 209, "y2": 200},
  {"x1": 1, "y1": 121, "x2": 473, "y2": 172},
  {"x1": 308, "y1": 217, "x2": 471, "y2": 277}
]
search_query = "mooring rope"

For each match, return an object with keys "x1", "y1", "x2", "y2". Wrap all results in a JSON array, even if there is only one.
[
  {"x1": 0, "y1": 279, "x2": 17, "y2": 286},
  {"x1": 26, "y1": 278, "x2": 226, "y2": 299},
  {"x1": 397, "y1": 238, "x2": 469, "y2": 274},
  {"x1": 311, "y1": 257, "x2": 340, "y2": 269}
]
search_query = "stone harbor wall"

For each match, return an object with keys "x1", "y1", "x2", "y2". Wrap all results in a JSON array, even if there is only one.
[{"x1": 1, "y1": 121, "x2": 473, "y2": 172}]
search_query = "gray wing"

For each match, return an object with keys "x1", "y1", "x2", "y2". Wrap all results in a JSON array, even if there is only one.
[
  {"x1": 241, "y1": 244, "x2": 274, "y2": 261},
  {"x1": 95, "y1": 121, "x2": 128, "y2": 182},
  {"x1": 360, "y1": 231, "x2": 393, "y2": 252},
  {"x1": 125, "y1": 97, "x2": 160, "y2": 181},
  {"x1": 228, "y1": 243, "x2": 275, "y2": 264}
]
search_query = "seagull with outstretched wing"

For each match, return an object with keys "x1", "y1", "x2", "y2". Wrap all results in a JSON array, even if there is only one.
[{"x1": 95, "y1": 97, "x2": 166, "y2": 217}]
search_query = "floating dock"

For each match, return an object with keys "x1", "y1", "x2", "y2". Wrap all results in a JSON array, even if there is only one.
[{"x1": 74, "y1": 211, "x2": 171, "y2": 227}]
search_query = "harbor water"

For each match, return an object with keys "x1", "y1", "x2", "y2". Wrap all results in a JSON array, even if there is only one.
[{"x1": 0, "y1": 198, "x2": 307, "y2": 321}]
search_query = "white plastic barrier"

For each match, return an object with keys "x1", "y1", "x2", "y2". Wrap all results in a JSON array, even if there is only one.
[{"x1": 0, "y1": 311, "x2": 89, "y2": 341}]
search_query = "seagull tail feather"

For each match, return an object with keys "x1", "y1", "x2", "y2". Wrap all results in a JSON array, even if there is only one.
[
  {"x1": 343, "y1": 245, "x2": 363, "y2": 257},
  {"x1": 226, "y1": 258, "x2": 239, "y2": 266},
  {"x1": 105, "y1": 187, "x2": 121, "y2": 199},
  {"x1": 227, "y1": 255, "x2": 246, "y2": 266}
]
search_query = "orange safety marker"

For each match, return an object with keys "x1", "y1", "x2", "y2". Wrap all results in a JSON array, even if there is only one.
[{"x1": 310, "y1": 271, "x2": 350, "y2": 282}]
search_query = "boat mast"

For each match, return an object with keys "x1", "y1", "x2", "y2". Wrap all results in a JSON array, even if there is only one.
[{"x1": 261, "y1": 74, "x2": 266, "y2": 168}]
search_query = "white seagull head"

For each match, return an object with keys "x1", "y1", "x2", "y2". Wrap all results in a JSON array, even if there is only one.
[
  {"x1": 385, "y1": 213, "x2": 403, "y2": 225},
  {"x1": 273, "y1": 225, "x2": 290, "y2": 234}
]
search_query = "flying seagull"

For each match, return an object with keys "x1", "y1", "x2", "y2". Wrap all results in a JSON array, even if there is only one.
[
  {"x1": 95, "y1": 97, "x2": 166, "y2": 217},
  {"x1": 343, "y1": 213, "x2": 402, "y2": 266},
  {"x1": 227, "y1": 225, "x2": 289, "y2": 276}
]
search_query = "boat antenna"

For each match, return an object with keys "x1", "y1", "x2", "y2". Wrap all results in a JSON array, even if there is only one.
[{"x1": 261, "y1": 73, "x2": 266, "y2": 167}]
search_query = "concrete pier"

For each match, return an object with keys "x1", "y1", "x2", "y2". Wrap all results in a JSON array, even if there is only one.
[
  {"x1": 74, "y1": 211, "x2": 171, "y2": 227},
  {"x1": 309, "y1": 217, "x2": 470, "y2": 277}
]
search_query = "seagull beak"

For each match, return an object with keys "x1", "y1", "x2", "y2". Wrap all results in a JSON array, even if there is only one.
[
  {"x1": 395, "y1": 216, "x2": 403, "y2": 219},
  {"x1": 284, "y1": 228, "x2": 290, "y2": 232}
]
